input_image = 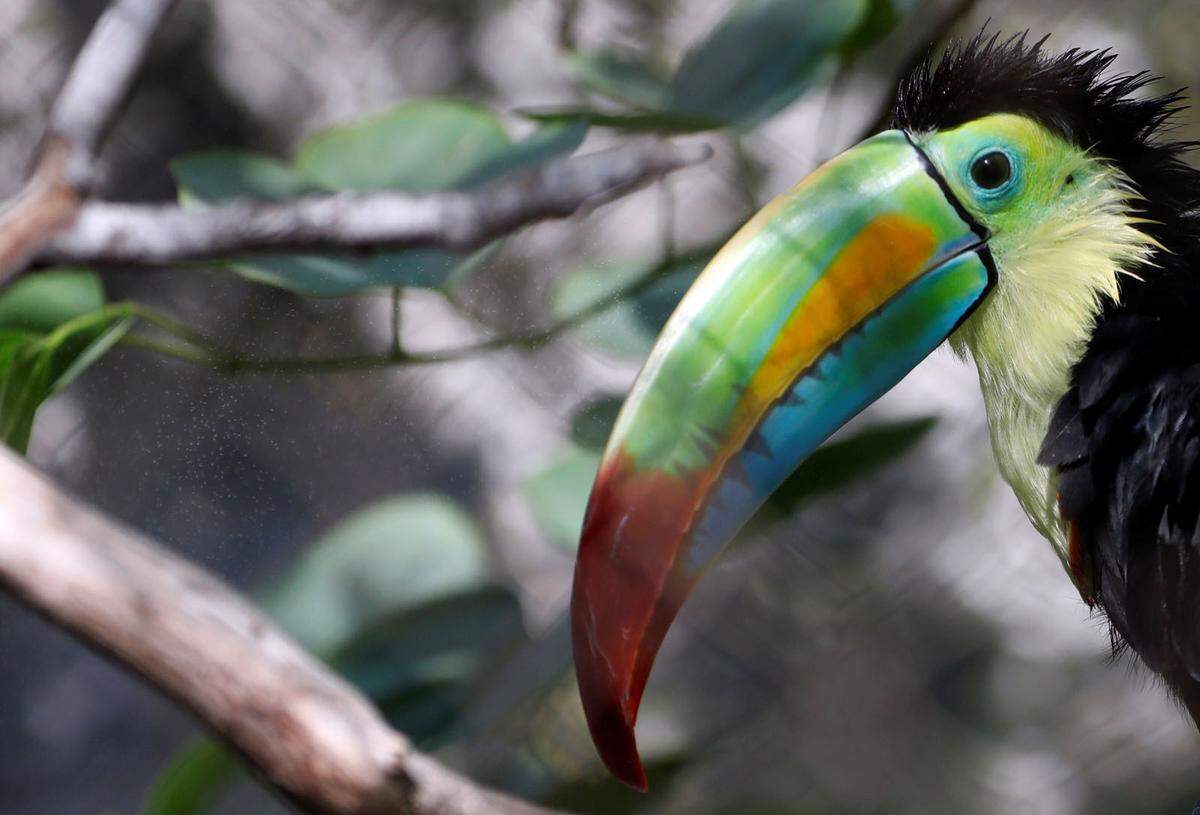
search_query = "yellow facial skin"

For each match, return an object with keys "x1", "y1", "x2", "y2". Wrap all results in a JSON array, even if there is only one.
[{"x1": 913, "y1": 114, "x2": 1158, "y2": 566}]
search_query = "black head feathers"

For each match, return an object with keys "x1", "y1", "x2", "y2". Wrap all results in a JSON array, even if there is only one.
[{"x1": 892, "y1": 30, "x2": 1198, "y2": 213}]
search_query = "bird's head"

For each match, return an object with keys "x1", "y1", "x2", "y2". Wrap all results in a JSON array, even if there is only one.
[{"x1": 571, "y1": 32, "x2": 1193, "y2": 790}]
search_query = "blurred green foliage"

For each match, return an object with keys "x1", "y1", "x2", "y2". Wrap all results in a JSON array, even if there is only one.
[
  {"x1": 535, "y1": 0, "x2": 912, "y2": 132},
  {"x1": 143, "y1": 494, "x2": 525, "y2": 812},
  {"x1": 525, "y1": 446, "x2": 601, "y2": 551},
  {"x1": 551, "y1": 254, "x2": 709, "y2": 359},
  {"x1": 143, "y1": 741, "x2": 237, "y2": 815},
  {"x1": 171, "y1": 103, "x2": 586, "y2": 295},
  {"x1": 266, "y1": 494, "x2": 491, "y2": 654},
  {"x1": 0, "y1": 270, "x2": 131, "y2": 453}
]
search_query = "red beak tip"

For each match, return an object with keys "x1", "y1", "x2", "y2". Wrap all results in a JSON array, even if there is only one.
[
  {"x1": 580, "y1": 693, "x2": 650, "y2": 791},
  {"x1": 624, "y1": 770, "x2": 650, "y2": 794},
  {"x1": 604, "y1": 748, "x2": 648, "y2": 792}
]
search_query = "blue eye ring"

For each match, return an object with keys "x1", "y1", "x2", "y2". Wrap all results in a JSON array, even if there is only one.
[{"x1": 966, "y1": 146, "x2": 1019, "y2": 204}]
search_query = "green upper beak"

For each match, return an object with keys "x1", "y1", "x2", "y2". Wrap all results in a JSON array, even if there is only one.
[{"x1": 570, "y1": 130, "x2": 996, "y2": 790}]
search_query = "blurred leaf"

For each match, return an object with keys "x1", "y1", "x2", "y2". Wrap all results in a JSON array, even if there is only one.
[
  {"x1": 172, "y1": 150, "x2": 464, "y2": 295},
  {"x1": 521, "y1": 106, "x2": 721, "y2": 134},
  {"x1": 0, "y1": 269, "x2": 105, "y2": 334},
  {"x1": 226, "y1": 251, "x2": 462, "y2": 296},
  {"x1": 667, "y1": 0, "x2": 868, "y2": 126},
  {"x1": 839, "y1": 0, "x2": 914, "y2": 57},
  {"x1": 331, "y1": 586, "x2": 527, "y2": 745},
  {"x1": 170, "y1": 152, "x2": 314, "y2": 206},
  {"x1": 266, "y1": 494, "x2": 489, "y2": 654},
  {"x1": 447, "y1": 613, "x2": 572, "y2": 741},
  {"x1": 50, "y1": 314, "x2": 133, "y2": 392},
  {"x1": 460, "y1": 117, "x2": 589, "y2": 187},
  {"x1": 525, "y1": 446, "x2": 600, "y2": 550},
  {"x1": 543, "y1": 754, "x2": 688, "y2": 814},
  {"x1": 0, "y1": 269, "x2": 125, "y2": 454},
  {"x1": 148, "y1": 502, "x2": 521, "y2": 809},
  {"x1": 551, "y1": 255, "x2": 706, "y2": 359},
  {"x1": 755, "y1": 417, "x2": 937, "y2": 524},
  {"x1": 173, "y1": 103, "x2": 592, "y2": 294},
  {"x1": 141, "y1": 739, "x2": 238, "y2": 815},
  {"x1": 569, "y1": 394, "x2": 623, "y2": 451},
  {"x1": 295, "y1": 100, "x2": 511, "y2": 193},
  {"x1": 566, "y1": 50, "x2": 672, "y2": 109},
  {"x1": 0, "y1": 310, "x2": 133, "y2": 454},
  {"x1": 557, "y1": 0, "x2": 911, "y2": 131}
]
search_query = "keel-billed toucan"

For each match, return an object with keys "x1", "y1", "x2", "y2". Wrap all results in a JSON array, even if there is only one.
[{"x1": 571, "y1": 32, "x2": 1200, "y2": 790}]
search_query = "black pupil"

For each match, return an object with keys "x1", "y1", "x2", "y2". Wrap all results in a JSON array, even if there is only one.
[{"x1": 971, "y1": 151, "x2": 1011, "y2": 189}]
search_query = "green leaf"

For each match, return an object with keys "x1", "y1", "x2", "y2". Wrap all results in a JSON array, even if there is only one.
[
  {"x1": 524, "y1": 446, "x2": 601, "y2": 550},
  {"x1": 759, "y1": 417, "x2": 937, "y2": 520},
  {"x1": 520, "y1": 106, "x2": 721, "y2": 134},
  {"x1": 569, "y1": 394, "x2": 623, "y2": 451},
  {"x1": 0, "y1": 269, "x2": 126, "y2": 455},
  {"x1": 331, "y1": 586, "x2": 527, "y2": 745},
  {"x1": 265, "y1": 493, "x2": 489, "y2": 654},
  {"x1": 0, "y1": 269, "x2": 105, "y2": 333},
  {"x1": 170, "y1": 152, "x2": 314, "y2": 206},
  {"x1": 566, "y1": 50, "x2": 672, "y2": 110},
  {"x1": 839, "y1": 0, "x2": 914, "y2": 57},
  {"x1": 0, "y1": 310, "x2": 133, "y2": 454},
  {"x1": 172, "y1": 103, "x2": 591, "y2": 294},
  {"x1": 459, "y1": 117, "x2": 589, "y2": 188},
  {"x1": 141, "y1": 740, "x2": 238, "y2": 815},
  {"x1": 667, "y1": 0, "x2": 869, "y2": 126},
  {"x1": 295, "y1": 100, "x2": 512, "y2": 193},
  {"x1": 147, "y1": 505, "x2": 519, "y2": 809},
  {"x1": 171, "y1": 150, "x2": 464, "y2": 295},
  {"x1": 551, "y1": 256, "x2": 706, "y2": 359},
  {"x1": 50, "y1": 314, "x2": 134, "y2": 393},
  {"x1": 228, "y1": 251, "x2": 462, "y2": 296}
]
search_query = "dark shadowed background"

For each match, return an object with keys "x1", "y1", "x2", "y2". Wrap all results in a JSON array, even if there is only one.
[{"x1": 3, "y1": 1, "x2": 1200, "y2": 813}]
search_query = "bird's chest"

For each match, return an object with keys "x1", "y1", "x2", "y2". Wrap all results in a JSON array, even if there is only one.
[{"x1": 973, "y1": 359, "x2": 1072, "y2": 568}]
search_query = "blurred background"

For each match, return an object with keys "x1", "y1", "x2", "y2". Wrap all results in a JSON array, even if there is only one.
[{"x1": 3, "y1": 1, "x2": 1200, "y2": 813}]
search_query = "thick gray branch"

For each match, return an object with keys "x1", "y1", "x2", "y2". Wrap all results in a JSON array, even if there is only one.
[
  {"x1": 37, "y1": 141, "x2": 712, "y2": 266},
  {"x1": 0, "y1": 446, "x2": 563, "y2": 815}
]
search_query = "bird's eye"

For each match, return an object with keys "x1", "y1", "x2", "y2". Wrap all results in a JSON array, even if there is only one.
[{"x1": 970, "y1": 151, "x2": 1012, "y2": 190}]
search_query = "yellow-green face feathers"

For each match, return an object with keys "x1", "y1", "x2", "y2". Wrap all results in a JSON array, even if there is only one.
[{"x1": 915, "y1": 113, "x2": 1158, "y2": 560}]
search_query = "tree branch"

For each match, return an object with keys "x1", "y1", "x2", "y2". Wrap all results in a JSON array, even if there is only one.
[
  {"x1": 35, "y1": 140, "x2": 712, "y2": 267},
  {"x1": 0, "y1": 0, "x2": 180, "y2": 280},
  {"x1": 0, "y1": 446, "x2": 565, "y2": 815},
  {"x1": 51, "y1": 0, "x2": 182, "y2": 186}
]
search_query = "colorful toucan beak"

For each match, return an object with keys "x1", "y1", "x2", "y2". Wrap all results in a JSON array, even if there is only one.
[{"x1": 570, "y1": 130, "x2": 996, "y2": 790}]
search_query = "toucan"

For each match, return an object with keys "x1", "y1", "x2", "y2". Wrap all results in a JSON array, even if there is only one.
[{"x1": 570, "y1": 31, "x2": 1200, "y2": 790}]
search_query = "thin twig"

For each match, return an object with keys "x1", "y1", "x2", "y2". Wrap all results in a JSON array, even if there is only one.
[
  {"x1": 0, "y1": 446, "x2": 565, "y2": 815},
  {"x1": 0, "y1": 0, "x2": 181, "y2": 281},
  {"x1": 36, "y1": 141, "x2": 713, "y2": 267},
  {"x1": 391, "y1": 288, "x2": 404, "y2": 354}
]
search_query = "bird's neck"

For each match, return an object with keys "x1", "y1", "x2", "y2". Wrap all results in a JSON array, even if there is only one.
[
  {"x1": 950, "y1": 255, "x2": 1113, "y2": 567},
  {"x1": 949, "y1": 168, "x2": 1158, "y2": 568},
  {"x1": 971, "y1": 347, "x2": 1071, "y2": 562}
]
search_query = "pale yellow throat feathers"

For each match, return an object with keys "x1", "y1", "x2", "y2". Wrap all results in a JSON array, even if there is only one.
[{"x1": 941, "y1": 125, "x2": 1158, "y2": 569}]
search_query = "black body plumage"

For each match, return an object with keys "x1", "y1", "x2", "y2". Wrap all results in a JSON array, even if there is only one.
[{"x1": 897, "y1": 32, "x2": 1200, "y2": 722}]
